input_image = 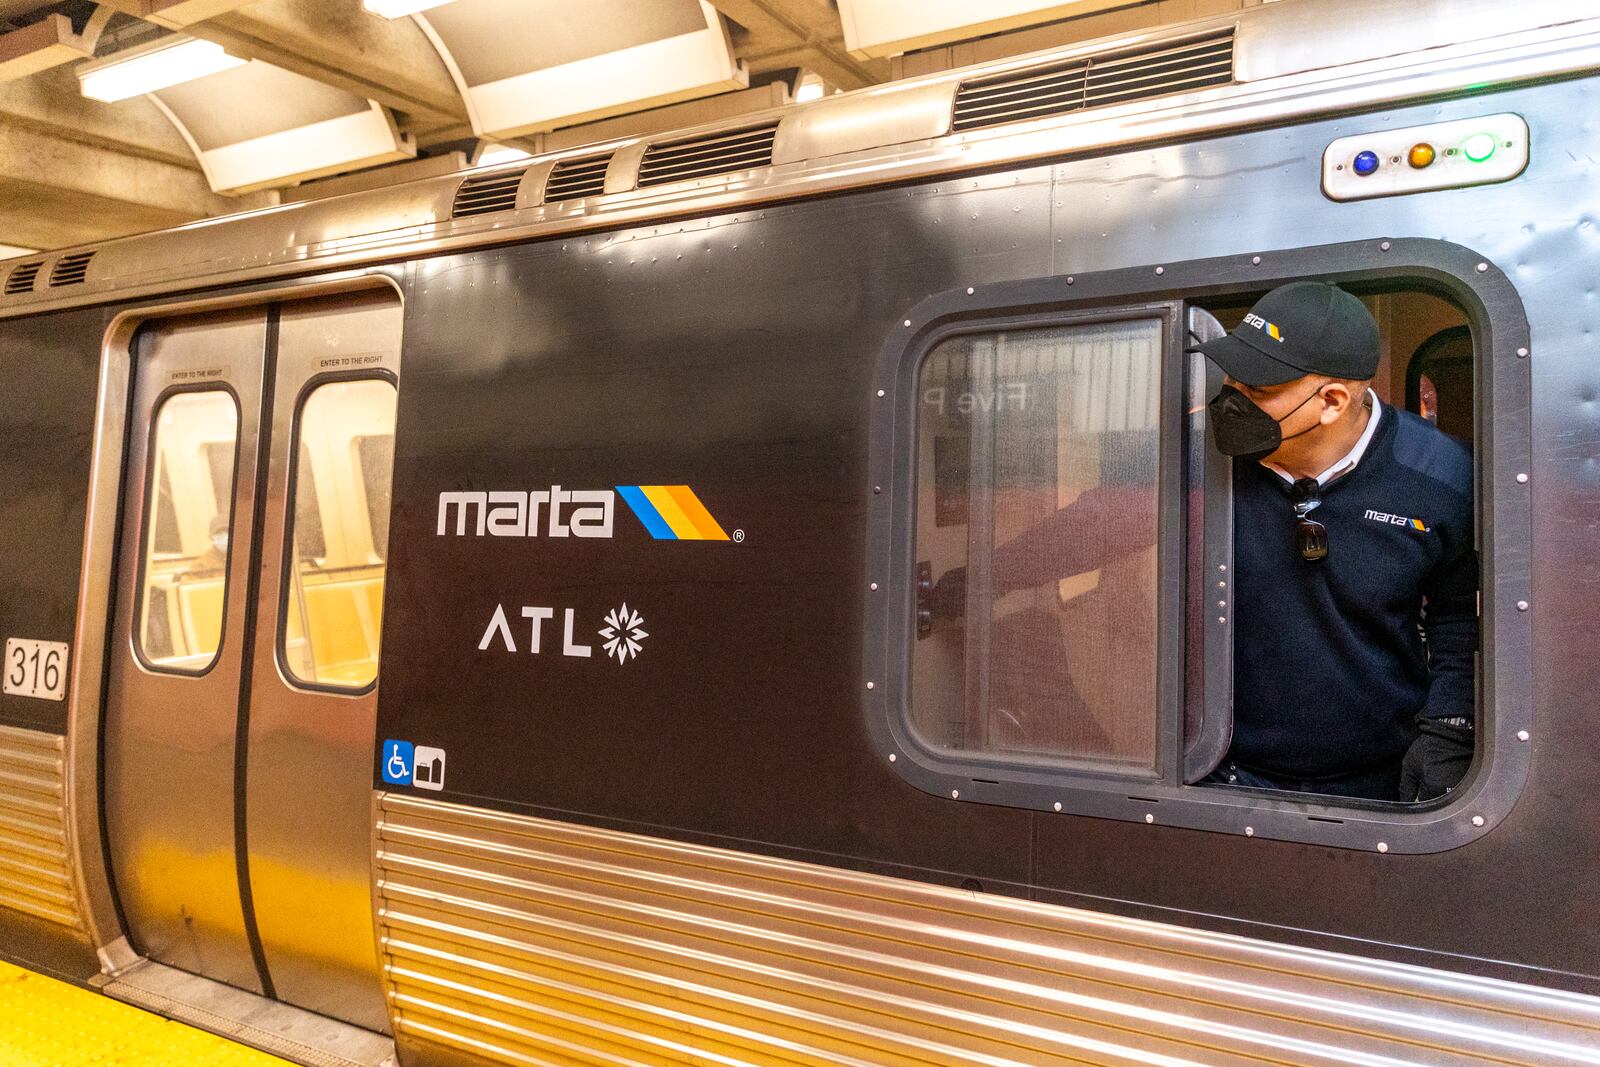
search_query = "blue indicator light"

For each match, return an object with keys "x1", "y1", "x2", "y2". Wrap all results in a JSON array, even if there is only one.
[{"x1": 1352, "y1": 151, "x2": 1380, "y2": 176}]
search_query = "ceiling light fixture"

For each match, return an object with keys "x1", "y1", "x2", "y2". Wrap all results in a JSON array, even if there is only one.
[
  {"x1": 795, "y1": 74, "x2": 827, "y2": 104},
  {"x1": 476, "y1": 144, "x2": 533, "y2": 167},
  {"x1": 362, "y1": 0, "x2": 458, "y2": 18},
  {"x1": 78, "y1": 35, "x2": 245, "y2": 103}
]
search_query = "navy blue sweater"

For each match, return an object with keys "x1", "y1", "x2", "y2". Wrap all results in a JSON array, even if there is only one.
[{"x1": 1229, "y1": 405, "x2": 1478, "y2": 778}]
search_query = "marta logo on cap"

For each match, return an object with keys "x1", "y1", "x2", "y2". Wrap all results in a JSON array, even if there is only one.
[
  {"x1": 1242, "y1": 313, "x2": 1284, "y2": 342},
  {"x1": 1195, "y1": 281, "x2": 1380, "y2": 387}
]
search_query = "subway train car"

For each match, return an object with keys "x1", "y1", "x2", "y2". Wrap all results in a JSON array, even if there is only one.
[{"x1": 2, "y1": 0, "x2": 1600, "y2": 1063}]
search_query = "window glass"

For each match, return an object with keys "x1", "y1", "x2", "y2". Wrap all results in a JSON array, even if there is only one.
[
  {"x1": 356, "y1": 434, "x2": 396, "y2": 563},
  {"x1": 294, "y1": 441, "x2": 327, "y2": 559},
  {"x1": 203, "y1": 440, "x2": 234, "y2": 515},
  {"x1": 152, "y1": 466, "x2": 182, "y2": 555},
  {"x1": 138, "y1": 390, "x2": 239, "y2": 672},
  {"x1": 912, "y1": 319, "x2": 1162, "y2": 769},
  {"x1": 282, "y1": 379, "x2": 397, "y2": 689}
]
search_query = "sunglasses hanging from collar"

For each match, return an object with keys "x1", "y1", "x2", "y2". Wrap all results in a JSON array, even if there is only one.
[{"x1": 1290, "y1": 476, "x2": 1329, "y2": 562}]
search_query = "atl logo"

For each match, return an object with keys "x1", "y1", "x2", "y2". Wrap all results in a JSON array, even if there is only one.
[{"x1": 478, "y1": 602, "x2": 649, "y2": 664}]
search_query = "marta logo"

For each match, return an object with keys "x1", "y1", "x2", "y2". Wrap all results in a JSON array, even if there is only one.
[
  {"x1": 1243, "y1": 312, "x2": 1284, "y2": 342},
  {"x1": 437, "y1": 485, "x2": 728, "y2": 541},
  {"x1": 1364, "y1": 508, "x2": 1429, "y2": 532}
]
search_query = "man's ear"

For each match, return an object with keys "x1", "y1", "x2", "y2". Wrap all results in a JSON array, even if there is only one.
[{"x1": 1318, "y1": 379, "x2": 1359, "y2": 423}]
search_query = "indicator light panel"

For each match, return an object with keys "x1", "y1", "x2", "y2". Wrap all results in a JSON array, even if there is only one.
[{"x1": 1323, "y1": 113, "x2": 1528, "y2": 202}]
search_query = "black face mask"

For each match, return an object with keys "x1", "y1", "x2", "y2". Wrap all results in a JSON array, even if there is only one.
[{"x1": 1206, "y1": 381, "x2": 1327, "y2": 461}]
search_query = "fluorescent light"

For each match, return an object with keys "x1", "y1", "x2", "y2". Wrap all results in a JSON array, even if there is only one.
[
  {"x1": 79, "y1": 36, "x2": 245, "y2": 103},
  {"x1": 0, "y1": 245, "x2": 38, "y2": 259},
  {"x1": 362, "y1": 0, "x2": 457, "y2": 17},
  {"x1": 795, "y1": 73, "x2": 828, "y2": 103},
  {"x1": 476, "y1": 144, "x2": 532, "y2": 167}
]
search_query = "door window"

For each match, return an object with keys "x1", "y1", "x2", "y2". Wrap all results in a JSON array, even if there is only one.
[
  {"x1": 281, "y1": 378, "x2": 398, "y2": 690},
  {"x1": 136, "y1": 390, "x2": 239, "y2": 673}
]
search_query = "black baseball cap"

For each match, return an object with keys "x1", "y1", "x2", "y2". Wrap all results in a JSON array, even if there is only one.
[{"x1": 1195, "y1": 281, "x2": 1379, "y2": 386}]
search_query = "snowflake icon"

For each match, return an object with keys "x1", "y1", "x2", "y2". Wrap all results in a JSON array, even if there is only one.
[{"x1": 598, "y1": 603, "x2": 648, "y2": 664}]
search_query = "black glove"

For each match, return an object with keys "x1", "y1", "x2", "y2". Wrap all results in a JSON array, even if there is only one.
[
  {"x1": 928, "y1": 566, "x2": 967, "y2": 618},
  {"x1": 1399, "y1": 718, "x2": 1474, "y2": 802}
]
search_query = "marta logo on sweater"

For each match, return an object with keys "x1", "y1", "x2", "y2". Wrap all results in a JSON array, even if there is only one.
[{"x1": 1364, "y1": 508, "x2": 1430, "y2": 532}]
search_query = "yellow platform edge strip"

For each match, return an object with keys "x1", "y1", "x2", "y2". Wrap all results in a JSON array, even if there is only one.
[{"x1": 0, "y1": 960, "x2": 291, "y2": 1066}]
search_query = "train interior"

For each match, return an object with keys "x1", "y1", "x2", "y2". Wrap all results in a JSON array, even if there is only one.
[{"x1": 911, "y1": 285, "x2": 1475, "y2": 794}]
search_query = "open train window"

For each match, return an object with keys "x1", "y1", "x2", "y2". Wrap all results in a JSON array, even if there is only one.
[
  {"x1": 866, "y1": 239, "x2": 1532, "y2": 853},
  {"x1": 1406, "y1": 324, "x2": 1473, "y2": 442}
]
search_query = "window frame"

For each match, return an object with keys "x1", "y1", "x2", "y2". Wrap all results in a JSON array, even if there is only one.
[
  {"x1": 131, "y1": 382, "x2": 243, "y2": 678},
  {"x1": 275, "y1": 368, "x2": 398, "y2": 696},
  {"x1": 864, "y1": 237, "x2": 1532, "y2": 855}
]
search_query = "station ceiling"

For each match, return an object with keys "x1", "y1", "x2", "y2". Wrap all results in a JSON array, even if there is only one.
[{"x1": 0, "y1": 0, "x2": 1261, "y2": 253}]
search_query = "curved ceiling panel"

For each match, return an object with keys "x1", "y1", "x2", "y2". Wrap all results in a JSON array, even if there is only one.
[
  {"x1": 153, "y1": 60, "x2": 413, "y2": 195},
  {"x1": 418, "y1": 0, "x2": 746, "y2": 140},
  {"x1": 840, "y1": 0, "x2": 1133, "y2": 60}
]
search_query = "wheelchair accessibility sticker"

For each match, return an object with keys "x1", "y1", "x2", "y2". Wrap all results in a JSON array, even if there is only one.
[{"x1": 381, "y1": 739, "x2": 446, "y2": 791}]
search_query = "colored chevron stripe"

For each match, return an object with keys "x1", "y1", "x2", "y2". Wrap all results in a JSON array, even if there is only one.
[{"x1": 615, "y1": 485, "x2": 730, "y2": 541}]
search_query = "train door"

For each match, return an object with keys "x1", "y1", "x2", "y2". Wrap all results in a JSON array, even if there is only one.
[{"x1": 102, "y1": 290, "x2": 401, "y2": 1032}]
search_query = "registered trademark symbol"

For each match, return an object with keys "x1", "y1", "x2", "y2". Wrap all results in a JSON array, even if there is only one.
[{"x1": 733, "y1": 529, "x2": 745, "y2": 542}]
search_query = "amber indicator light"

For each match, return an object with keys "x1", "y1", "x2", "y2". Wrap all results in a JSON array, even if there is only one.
[{"x1": 1408, "y1": 143, "x2": 1436, "y2": 169}]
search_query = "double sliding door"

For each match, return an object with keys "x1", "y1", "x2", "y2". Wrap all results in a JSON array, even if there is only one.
[{"x1": 102, "y1": 290, "x2": 401, "y2": 1031}]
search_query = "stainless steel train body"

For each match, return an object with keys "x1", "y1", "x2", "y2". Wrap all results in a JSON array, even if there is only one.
[{"x1": 2, "y1": 0, "x2": 1600, "y2": 1063}]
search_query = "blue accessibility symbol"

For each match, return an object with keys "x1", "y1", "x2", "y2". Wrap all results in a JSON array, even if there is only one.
[{"x1": 381, "y1": 739, "x2": 414, "y2": 786}]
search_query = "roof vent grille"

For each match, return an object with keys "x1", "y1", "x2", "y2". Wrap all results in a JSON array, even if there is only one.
[
  {"x1": 952, "y1": 29, "x2": 1234, "y2": 133},
  {"x1": 544, "y1": 153, "x2": 613, "y2": 203},
  {"x1": 49, "y1": 251, "x2": 95, "y2": 288},
  {"x1": 4, "y1": 261, "x2": 42, "y2": 296},
  {"x1": 637, "y1": 123, "x2": 779, "y2": 188},
  {"x1": 452, "y1": 169, "x2": 527, "y2": 219}
]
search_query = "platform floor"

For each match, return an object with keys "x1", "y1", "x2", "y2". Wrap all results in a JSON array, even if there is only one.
[{"x1": 0, "y1": 960, "x2": 290, "y2": 1066}]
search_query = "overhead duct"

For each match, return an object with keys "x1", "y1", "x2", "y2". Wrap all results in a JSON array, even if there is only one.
[
  {"x1": 48, "y1": 251, "x2": 95, "y2": 287},
  {"x1": 636, "y1": 122, "x2": 778, "y2": 188},
  {"x1": 96, "y1": 1, "x2": 255, "y2": 30},
  {"x1": 150, "y1": 60, "x2": 414, "y2": 195},
  {"x1": 543, "y1": 152, "x2": 613, "y2": 203},
  {"x1": 3, "y1": 260, "x2": 41, "y2": 296},
  {"x1": 950, "y1": 30, "x2": 1235, "y2": 132},
  {"x1": 415, "y1": 0, "x2": 746, "y2": 140},
  {"x1": 450, "y1": 168, "x2": 526, "y2": 218},
  {"x1": 0, "y1": 11, "x2": 109, "y2": 82}
]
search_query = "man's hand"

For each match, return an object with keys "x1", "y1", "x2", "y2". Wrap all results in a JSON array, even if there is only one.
[{"x1": 1399, "y1": 718, "x2": 1474, "y2": 802}]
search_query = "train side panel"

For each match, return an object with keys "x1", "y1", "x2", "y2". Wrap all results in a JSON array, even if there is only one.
[
  {"x1": 0, "y1": 306, "x2": 109, "y2": 976},
  {"x1": 376, "y1": 76, "x2": 1600, "y2": 994}
]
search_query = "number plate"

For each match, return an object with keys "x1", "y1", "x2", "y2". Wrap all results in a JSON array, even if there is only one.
[{"x1": 4, "y1": 639, "x2": 69, "y2": 701}]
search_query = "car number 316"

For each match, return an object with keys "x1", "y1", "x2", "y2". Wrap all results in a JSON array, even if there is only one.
[{"x1": 4, "y1": 639, "x2": 69, "y2": 702}]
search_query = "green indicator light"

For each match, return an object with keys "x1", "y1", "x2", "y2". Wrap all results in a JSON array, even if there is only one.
[{"x1": 1462, "y1": 132, "x2": 1497, "y2": 162}]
